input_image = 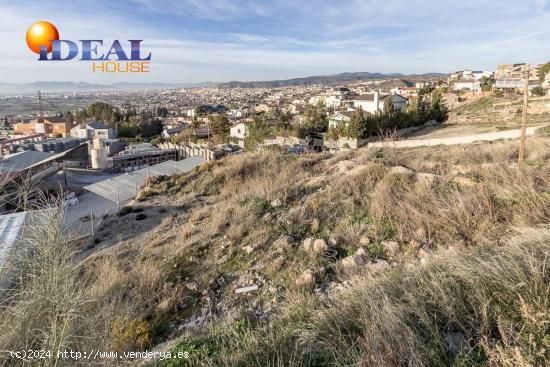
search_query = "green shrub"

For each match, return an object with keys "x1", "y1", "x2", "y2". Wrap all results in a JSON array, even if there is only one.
[
  {"x1": 240, "y1": 196, "x2": 271, "y2": 217},
  {"x1": 111, "y1": 317, "x2": 151, "y2": 352},
  {"x1": 118, "y1": 206, "x2": 134, "y2": 216}
]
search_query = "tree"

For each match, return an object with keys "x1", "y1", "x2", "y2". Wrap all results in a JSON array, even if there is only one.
[
  {"x1": 275, "y1": 110, "x2": 293, "y2": 130},
  {"x1": 493, "y1": 89, "x2": 504, "y2": 98},
  {"x1": 210, "y1": 114, "x2": 231, "y2": 142},
  {"x1": 531, "y1": 86, "x2": 545, "y2": 97},
  {"x1": 150, "y1": 137, "x2": 162, "y2": 146},
  {"x1": 538, "y1": 63, "x2": 550, "y2": 83},
  {"x1": 245, "y1": 116, "x2": 272, "y2": 151},
  {"x1": 138, "y1": 118, "x2": 163, "y2": 138},
  {"x1": 304, "y1": 105, "x2": 328, "y2": 132},
  {"x1": 383, "y1": 97, "x2": 395, "y2": 116},
  {"x1": 118, "y1": 123, "x2": 138, "y2": 138},
  {"x1": 346, "y1": 109, "x2": 365, "y2": 139},
  {"x1": 76, "y1": 102, "x2": 121, "y2": 128},
  {"x1": 65, "y1": 111, "x2": 74, "y2": 123},
  {"x1": 481, "y1": 76, "x2": 492, "y2": 92},
  {"x1": 418, "y1": 85, "x2": 434, "y2": 97},
  {"x1": 156, "y1": 107, "x2": 169, "y2": 118},
  {"x1": 191, "y1": 115, "x2": 200, "y2": 132},
  {"x1": 429, "y1": 89, "x2": 449, "y2": 122}
]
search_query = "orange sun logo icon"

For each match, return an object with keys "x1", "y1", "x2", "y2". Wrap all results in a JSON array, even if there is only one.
[{"x1": 26, "y1": 21, "x2": 59, "y2": 54}]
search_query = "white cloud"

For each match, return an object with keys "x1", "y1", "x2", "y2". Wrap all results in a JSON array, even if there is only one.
[{"x1": 1, "y1": 0, "x2": 550, "y2": 83}]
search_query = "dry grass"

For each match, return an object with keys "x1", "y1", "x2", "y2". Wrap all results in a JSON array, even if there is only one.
[
  {"x1": 0, "y1": 205, "x2": 86, "y2": 366},
  {"x1": 168, "y1": 228, "x2": 550, "y2": 366},
  {"x1": 5, "y1": 136, "x2": 549, "y2": 365}
]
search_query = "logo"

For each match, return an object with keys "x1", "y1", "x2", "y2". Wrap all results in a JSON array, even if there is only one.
[{"x1": 25, "y1": 21, "x2": 151, "y2": 73}]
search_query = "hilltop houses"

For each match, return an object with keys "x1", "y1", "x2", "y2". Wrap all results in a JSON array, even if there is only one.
[
  {"x1": 70, "y1": 121, "x2": 116, "y2": 140},
  {"x1": 352, "y1": 92, "x2": 408, "y2": 114},
  {"x1": 13, "y1": 116, "x2": 72, "y2": 136}
]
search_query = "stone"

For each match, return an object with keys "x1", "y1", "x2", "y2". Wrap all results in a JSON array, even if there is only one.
[
  {"x1": 295, "y1": 269, "x2": 315, "y2": 288},
  {"x1": 313, "y1": 239, "x2": 328, "y2": 254},
  {"x1": 185, "y1": 282, "x2": 198, "y2": 291},
  {"x1": 242, "y1": 243, "x2": 259, "y2": 254},
  {"x1": 341, "y1": 255, "x2": 365, "y2": 270},
  {"x1": 418, "y1": 248, "x2": 431, "y2": 264},
  {"x1": 355, "y1": 248, "x2": 367, "y2": 257},
  {"x1": 453, "y1": 176, "x2": 478, "y2": 187},
  {"x1": 416, "y1": 172, "x2": 438, "y2": 185},
  {"x1": 366, "y1": 260, "x2": 390, "y2": 275},
  {"x1": 445, "y1": 332, "x2": 471, "y2": 356},
  {"x1": 274, "y1": 235, "x2": 292, "y2": 253},
  {"x1": 359, "y1": 236, "x2": 371, "y2": 245},
  {"x1": 409, "y1": 239, "x2": 421, "y2": 249},
  {"x1": 389, "y1": 166, "x2": 415, "y2": 175},
  {"x1": 381, "y1": 240, "x2": 400, "y2": 257},
  {"x1": 414, "y1": 227, "x2": 426, "y2": 238},
  {"x1": 270, "y1": 199, "x2": 282, "y2": 208},
  {"x1": 328, "y1": 237, "x2": 339, "y2": 247},
  {"x1": 303, "y1": 238, "x2": 314, "y2": 252},
  {"x1": 235, "y1": 285, "x2": 259, "y2": 294}
]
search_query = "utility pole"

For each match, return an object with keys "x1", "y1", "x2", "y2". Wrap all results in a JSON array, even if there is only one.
[
  {"x1": 63, "y1": 159, "x2": 67, "y2": 188},
  {"x1": 90, "y1": 210, "x2": 95, "y2": 237},
  {"x1": 37, "y1": 90, "x2": 44, "y2": 122},
  {"x1": 518, "y1": 63, "x2": 530, "y2": 172},
  {"x1": 207, "y1": 120, "x2": 211, "y2": 148}
]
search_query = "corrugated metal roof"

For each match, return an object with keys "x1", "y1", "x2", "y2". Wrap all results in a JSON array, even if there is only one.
[{"x1": 0, "y1": 151, "x2": 55, "y2": 172}]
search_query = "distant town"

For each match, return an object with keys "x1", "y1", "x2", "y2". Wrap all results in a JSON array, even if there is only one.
[{"x1": 0, "y1": 62, "x2": 546, "y2": 216}]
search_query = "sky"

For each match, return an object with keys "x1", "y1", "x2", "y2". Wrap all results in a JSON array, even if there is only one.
[{"x1": 1, "y1": 0, "x2": 550, "y2": 84}]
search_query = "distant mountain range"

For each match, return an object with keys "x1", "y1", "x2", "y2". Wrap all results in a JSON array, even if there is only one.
[
  {"x1": 217, "y1": 72, "x2": 448, "y2": 88},
  {"x1": 0, "y1": 81, "x2": 215, "y2": 94},
  {"x1": 0, "y1": 72, "x2": 447, "y2": 94}
]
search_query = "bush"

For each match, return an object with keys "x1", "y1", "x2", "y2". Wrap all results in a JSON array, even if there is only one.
[
  {"x1": 531, "y1": 86, "x2": 545, "y2": 97},
  {"x1": 493, "y1": 89, "x2": 504, "y2": 98},
  {"x1": 111, "y1": 317, "x2": 152, "y2": 352},
  {"x1": 240, "y1": 196, "x2": 271, "y2": 217},
  {"x1": 118, "y1": 206, "x2": 134, "y2": 216}
]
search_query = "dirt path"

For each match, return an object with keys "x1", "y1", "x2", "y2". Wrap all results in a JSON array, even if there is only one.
[{"x1": 368, "y1": 124, "x2": 548, "y2": 149}]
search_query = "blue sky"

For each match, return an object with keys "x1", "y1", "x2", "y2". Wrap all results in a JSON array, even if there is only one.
[{"x1": 1, "y1": 0, "x2": 550, "y2": 83}]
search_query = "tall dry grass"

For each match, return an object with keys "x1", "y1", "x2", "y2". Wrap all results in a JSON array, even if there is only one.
[{"x1": 0, "y1": 204, "x2": 85, "y2": 366}]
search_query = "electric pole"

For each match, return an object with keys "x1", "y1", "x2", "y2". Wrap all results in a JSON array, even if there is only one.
[
  {"x1": 37, "y1": 90, "x2": 44, "y2": 122},
  {"x1": 518, "y1": 63, "x2": 530, "y2": 172}
]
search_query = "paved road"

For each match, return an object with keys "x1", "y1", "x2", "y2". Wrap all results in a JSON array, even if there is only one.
[
  {"x1": 84, "y1": 157, "x2": 205, "y2": 205},
  {"x1": 368, "y1": 124, "x2": 547, "y2": 149}
]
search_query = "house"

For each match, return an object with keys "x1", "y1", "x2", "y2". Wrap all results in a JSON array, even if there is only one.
[
  {"x1": 70, "y1": 121, "x2": 116, "y2": 140},
  {"x1": 390, "y1": 87, "x2": 417, "y2": 96},
  {"x1": 352, "y1": 92, "x2": 408, "y2": 114},
  {"x1": 472, "y1": 71, "x2": 493, "y2": 81},
  {"x1": 328, "y1": 111, "x2": 354, "y2": 129},
  {"x1": 494, "y1": 64, "x2": 540, "y2": 91},
  {"x1": 162, "y1": 125, "x2": 188, "y2": 139},
  {"x1": 187, "y1": 104, "x2": 229, "y2": 117},
  {"x1": 452, "y1": 80, "x2": 482, "y2": 92},
  {"x1": 13, "y1": 116, "x2": 72, "y2": 136},
  {"x1": 230, "y1": 122, "x2": 247, "y2": 148}
]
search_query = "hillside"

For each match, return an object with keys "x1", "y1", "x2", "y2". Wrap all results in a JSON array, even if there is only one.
[
  {"x1": 2, "y1": 132, "x2": 550, "y2": 366},
  {"x1": 217, "y1": 72, "x2": 447, "y2": 88}
]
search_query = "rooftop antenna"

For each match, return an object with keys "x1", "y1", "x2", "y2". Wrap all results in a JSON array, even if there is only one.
[{"x1": 37, "y1": 90, "x2": 44, "y2": 122}]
